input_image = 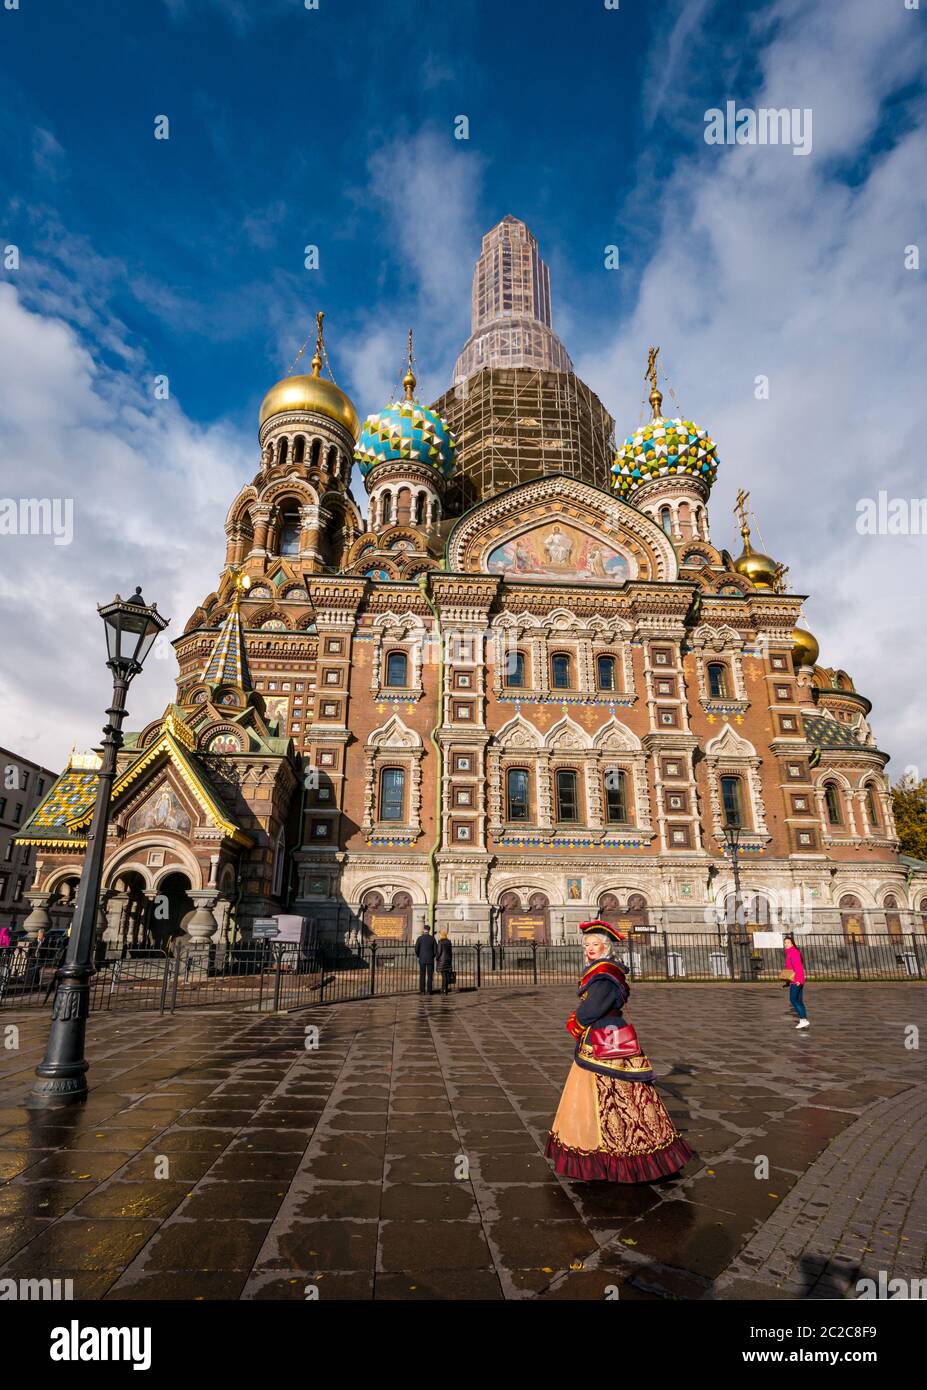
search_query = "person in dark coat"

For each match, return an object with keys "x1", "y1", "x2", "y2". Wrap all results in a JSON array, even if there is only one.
[
  {"x1": 435, "y1": 931, "x2": 453, "y2": 994},
  {"x1": 414, "y1": 928, "x2": 436, "y2": 994}
]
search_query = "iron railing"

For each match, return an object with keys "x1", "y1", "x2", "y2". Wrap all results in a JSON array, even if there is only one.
[{"x1": 1, "y1": 932, "x2": 924, "y2": 1017}]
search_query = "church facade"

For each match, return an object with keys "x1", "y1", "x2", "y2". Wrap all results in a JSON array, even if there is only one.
[{"x1": 17, "y1": 219, "x2": 926, "y2": 951}]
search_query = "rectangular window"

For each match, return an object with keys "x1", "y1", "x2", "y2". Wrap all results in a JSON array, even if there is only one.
[
  {"x1": 551, "y1": 654, "x2": 572, "y2": 689},
  {"x1": 720, "y1": 776, "x2": 743, "y2": 827},
  {"x1": 13, "y1": 804, "x2": 22, "y2": 823},
  {"x1": 555, "y1": 769, "x2": 579, "y2": 823},
  {"x1": 604, "y1": 770, "x2": 628, "y2": 824},
  {"x1": 380, "y1": 768, "x2": 405, "y2": 822},
  {"x1": 506, "y1": 768, "x2": 530, "y2": 822}
]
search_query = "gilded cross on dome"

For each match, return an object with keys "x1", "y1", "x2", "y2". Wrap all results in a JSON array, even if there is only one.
[{"x1": 645, "y1": 345, "x2": 663, "y2": 419}]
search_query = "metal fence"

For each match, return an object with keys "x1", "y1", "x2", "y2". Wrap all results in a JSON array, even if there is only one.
[{"x1": 1, "y1": 932, "x2": 924, "y2": 1017}]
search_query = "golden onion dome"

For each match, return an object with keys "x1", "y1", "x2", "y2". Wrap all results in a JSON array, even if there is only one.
[
  {"x1": 259, "y1": 372, "x2": 359, "y2": 439},
  {"x1": 791, "y1": 624, "x2": 820, "y2": 670},
  {"x1": 732, "y1": 545, "x2": 778, "y2": 589},
  {"x1": 259, "y1": 311, "x2": 360, "y2": 440}
]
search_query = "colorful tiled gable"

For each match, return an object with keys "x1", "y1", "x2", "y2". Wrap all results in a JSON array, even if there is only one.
[{"x1": 17, "y1": 758, "x2": 100, "y2": 846}]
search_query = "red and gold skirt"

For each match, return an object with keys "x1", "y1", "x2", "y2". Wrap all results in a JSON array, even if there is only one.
[{"x1": 545, "y1": 1059, "x2": 693, "y2": 1183}]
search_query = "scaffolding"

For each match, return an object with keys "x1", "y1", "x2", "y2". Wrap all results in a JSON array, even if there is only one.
[{"x1": 432, "y1": 366, "x2": 616, "y2": 513}]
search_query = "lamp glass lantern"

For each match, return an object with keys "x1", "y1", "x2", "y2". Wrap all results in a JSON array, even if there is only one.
[{"x1": 99, "y1": 587, "x2": 168, "y2": 675}]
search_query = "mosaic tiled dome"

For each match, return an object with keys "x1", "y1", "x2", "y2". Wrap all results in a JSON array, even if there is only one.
[
  {"x1": 611, "y1": 416, "x2": 718, "y2": 499},
  {"x1": 354, "y1": 399, "x2": 456, "y2": 479}
]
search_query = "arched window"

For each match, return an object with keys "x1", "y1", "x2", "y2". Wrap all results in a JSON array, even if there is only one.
[
  {"x1": 310, "y1": 438, "x2": 322, "y2": 468},
  {"x1": 550, "y1": 653, "x2": 572, "y2": 690},
  {"x1": 381, "y1": 492, "x2": 393, "y2": 524},
  {"x1": 660, "y1": 506, "x2": 672, "y2": 536},
  {"x1": 385, "y1": 650, "x2": 408, "y2": 687},
  {"x1": 597, "y1": 655, "x2": 616, "y2": 691},
  {"x1": 379, "y1": 767, "x2": 405, "y2": 822},
  {"x1": 293, "y1": 435, "x2": 305, "y2": 463},
  {"x1": 604, "y1": 769, "x2": 628, "y2": 824},
  {"x1": 505, "y1": 650, "x2": 526, "y2": 688},
  {"x1": 840, "y1": 893, "x2": 864, "y2": 940},
  {"x1": 707, "y1": 663, "x2": 728, "y2": 698},
  {"x1": 555, "y1": 769, "x2": 579, "y2": 823},
  {"x1": 506, "y1": 768, "x2": 530, "y2": 822},
  {"x1": 327, "y1": 445, "x2": 337, "y2": 473},
  {"x1": 824, "y1": 782, "x2": 843, "y2": 826},
  {"x1": 865, "y1": 782, "x2": 881, "y2": 828},
  {"x1": 415, "y1": 492, "x2": 426, "y2": 524},
  {"x1": 720, "y1": 775, "x2": 743, "y2": 827},
  {"x1": 277, "y1": 437, "x2": 289, "y2": 467},
  {"x1": 278, "y1": 506, "x2": 301, "y2": 556}
]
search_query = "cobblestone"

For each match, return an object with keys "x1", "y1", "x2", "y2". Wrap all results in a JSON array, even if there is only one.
[{"x1": 0, "y1": 982, "x2": 923, "y2": 1300}]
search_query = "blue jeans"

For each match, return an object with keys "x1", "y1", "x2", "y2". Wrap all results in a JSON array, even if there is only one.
[{"x1": 789, "y1": 983, "x2": 807, "y2": 1019}]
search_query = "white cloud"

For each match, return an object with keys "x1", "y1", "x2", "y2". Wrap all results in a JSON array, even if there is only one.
[
  {"x1": 0, "y1": 282, "x2": 250, "y2": 772},
  {"x1": 575, "y1": 0, "x2": 927, "y2": 775}
]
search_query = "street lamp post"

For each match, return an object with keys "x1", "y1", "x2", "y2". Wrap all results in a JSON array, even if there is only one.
[
  {"x1": 29, "y1": 588, "x2": 168, "y2": 1108},
  {"x1": 721, "y1": 819, "x2": 751, "y2": 981}
]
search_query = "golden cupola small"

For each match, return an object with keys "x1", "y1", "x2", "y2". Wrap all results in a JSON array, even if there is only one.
[{"x1": 731, "y1": 489, "x2": 779, "y2": 590}]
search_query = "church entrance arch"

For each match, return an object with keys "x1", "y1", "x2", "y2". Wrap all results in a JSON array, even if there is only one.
[
  {"x1": 500, "y1": 890, "x2": 549, "y2": 943},
  {"x1": 156, "y1": 872, "x2": 195, "y2": 949}
]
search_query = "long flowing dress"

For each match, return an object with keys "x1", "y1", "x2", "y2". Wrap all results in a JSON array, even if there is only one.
[{"x1": 545, "y1": 959, "x2": 694, "y2": 1183}]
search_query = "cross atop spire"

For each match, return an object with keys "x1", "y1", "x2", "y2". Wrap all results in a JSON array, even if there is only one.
[
  {"x1": 403, "y1": 328, "x2": 417, "y2": 401},
  {"x1": 645, "y1": 345, "x2": 663, "y2": 419},
  {"x1": 734, "y1": 488, "x2": 753, "y2": 552}
]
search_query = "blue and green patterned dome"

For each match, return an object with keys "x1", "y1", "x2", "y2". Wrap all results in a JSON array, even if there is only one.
[
  {"x1": 611, "y1": 415, "x2": 719, "y2": 500},
  {"x1": 354, "y1": 398, "x2": 456, "y2": 479}
]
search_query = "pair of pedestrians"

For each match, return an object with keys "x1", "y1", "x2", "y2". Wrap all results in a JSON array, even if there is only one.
[{"x1": 414, "y1": 928, "x2": 453, "y2": 995}]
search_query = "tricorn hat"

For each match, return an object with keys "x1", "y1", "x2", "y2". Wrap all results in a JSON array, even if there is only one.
[{"x1": 579, "y1": 919, "x2": 625, "y2": 942}]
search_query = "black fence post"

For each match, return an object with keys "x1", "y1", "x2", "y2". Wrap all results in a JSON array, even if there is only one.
[
  {"x1": 158, "y1": 954, "x2": 171, "y2": 1015},
  {"x1": 531, "y1": 941, "x2": 538, "y2": 985},
  {"x1": 256, "y1": 949, "x2": 266, "y2": 1012},
  {"x1": 272, "y1": 945, "x2": 283, "y2": 1012},
  {"x1": 851, "y1": 934, "x2": 862, "y2": 981},
  {"x1": 475, "y1": 941, "x2": 481, "y2": 989},
  {"x1": 370, "y1": 941, "x2": 377, "y2": 998},
  {"x1": 662, "y1": 930, "x2": 671, "y2": 981},
  {"x1": 169, "y1": 948, "x2": 182, "y2": 1014}
]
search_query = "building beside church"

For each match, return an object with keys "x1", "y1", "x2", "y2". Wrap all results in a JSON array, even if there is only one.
[{"x1": 16, "y1": 218, "x2": 927, "y2": 951}]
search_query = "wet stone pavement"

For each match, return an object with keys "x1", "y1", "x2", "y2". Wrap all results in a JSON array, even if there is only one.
[{"x1": 0, "y1": 983, "x2": 924, "y2": 1301}]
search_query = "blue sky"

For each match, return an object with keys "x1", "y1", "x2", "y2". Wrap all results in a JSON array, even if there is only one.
[{"x1": 1, "y1": 0, "x2": 926, "y2": 776}]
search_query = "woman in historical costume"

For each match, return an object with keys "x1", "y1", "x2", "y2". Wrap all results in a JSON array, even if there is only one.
[{"x1": 545, "y1": 920, "x2": 694, "y2": 1182}]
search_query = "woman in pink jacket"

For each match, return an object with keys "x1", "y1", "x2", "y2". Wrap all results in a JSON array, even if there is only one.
[{"x1": 783, "y1": 935, "x2": 809, "y2": 1029}]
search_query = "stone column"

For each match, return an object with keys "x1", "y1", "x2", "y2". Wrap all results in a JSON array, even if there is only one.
[{"x1": 251, "y1": 504, "x2": 272, "y2": 556}]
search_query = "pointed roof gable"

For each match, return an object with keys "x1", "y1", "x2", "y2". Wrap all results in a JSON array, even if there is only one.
[{"x1": 203, "y1": 587, "x2": 251, "y2": 691}]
